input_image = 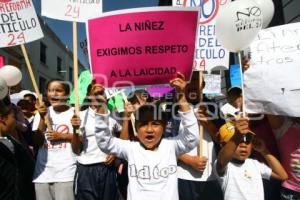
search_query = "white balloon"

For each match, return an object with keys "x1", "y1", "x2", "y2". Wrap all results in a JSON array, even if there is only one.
[
  {"x1": 253, "y1": 0, "x2": 275, "y2": 28},
  {"x1": 0, "y1": 65, "x2": 22, "y2": 87},
  {"x1": 215, "y1": 0, "x2": 263, "y2": 52},
  {"x1": 0, "y1": 77, "x2": 8, "y2": 100}
]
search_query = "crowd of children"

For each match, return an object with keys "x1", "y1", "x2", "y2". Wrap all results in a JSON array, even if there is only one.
[{"x1": 0, "y1": 69, "x2": 299, "y2": 200}]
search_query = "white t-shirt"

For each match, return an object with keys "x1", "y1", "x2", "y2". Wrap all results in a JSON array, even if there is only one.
[
  {"x1": 77, "y1": 107, "x2": 122, "y2": 165},
  {"x1": 213, "y1": 158, "x2": 272, "y2": 200},
  {"x1": 177, "y1": 128, "x2": 216, "y2": 181},
  {"x1": 32, "y1": 106, "x2": 77, "y2": 183},
  {"x1": 95, "y1": 110, "x2": 199, "y2": 200}
]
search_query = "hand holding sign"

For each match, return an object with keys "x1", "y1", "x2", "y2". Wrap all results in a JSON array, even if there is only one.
[{"x1": 215, "y1": 0, "x2": 262, "y2": 52}]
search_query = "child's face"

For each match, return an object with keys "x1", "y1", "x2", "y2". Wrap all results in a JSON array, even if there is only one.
[
  {"x1": 47, "y1": 81, "x2": 67, "y2": 107},
  {"x1": 136, "y1": 120, "x2": 165, "y2": 150},
  {"x1": 0, "y1": 109, "x2": 16, "y2": 135},
  {"x1": 233, "y1": 141, "x2": 252, "y2": 161}
]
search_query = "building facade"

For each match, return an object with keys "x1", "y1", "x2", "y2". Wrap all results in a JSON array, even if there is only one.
[{"x1": 0, "y1": 18, "x2": 86, "y2": 94}]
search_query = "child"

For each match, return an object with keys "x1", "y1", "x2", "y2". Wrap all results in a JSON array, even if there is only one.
[
  {"x1": 94, "y1": 73, "x2": 199, "y2": 200},
  {"x1": 267, "y1": 115, "x2": 300, "y2": 200},
  {"x1": 214, "y1": 116, "x2": 288, "y2": 200},
  {"x1": 176, "y1": 71, "x2": 223, "y2": 200},
  {"x1": 71, "y1": 82, "x2": 122, "y2": 200},
  {"x1": 32, "y1": 79, "x2": 77, "y2": 200},
  {"x1": 0, "y1": 95, "x2": 35, "y2": 199}
]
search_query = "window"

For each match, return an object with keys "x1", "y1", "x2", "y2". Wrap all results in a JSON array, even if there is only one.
[
  {"x1": 69, "y1": 67, "x2": 73, "y2": 83},
  {"x1": 39, "y1": 76, "x2": 47, "y2": 94},
  {"x1": 40, "y1": 42, "x2": 47, "y2": 64},
  {"x1": 57, "y1": 57, "x2": 62, "y2": 73}
]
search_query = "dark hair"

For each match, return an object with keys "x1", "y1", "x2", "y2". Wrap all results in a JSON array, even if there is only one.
[
  {"x1": 46, "y1": 79, "x2": 71, "y2": 96},
  {"x1": 0, "y1": 95, "x2": 12, "y2": 116},
  {"x1": 17, "y1": 99, "x2": 31, "y2": 110},
  {"x1": 135, "y1": 101, "x2": 168, "y2": 125},
  {"x1": 24, "y1": 93, "x2": 37, "y2": 101}
]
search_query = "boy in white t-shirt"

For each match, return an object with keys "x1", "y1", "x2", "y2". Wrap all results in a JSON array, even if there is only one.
[
  {"x1": 214, "y1": 117, "x2": 288, "y2": 200},
  {"x1": 95, "y1": 73, "x2": 199, "y2": 200}
]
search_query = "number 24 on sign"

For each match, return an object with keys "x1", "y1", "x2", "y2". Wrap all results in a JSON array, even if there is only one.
[
  {"x1": 65, "y1": 4, "x2": 80, "y2": 18},
  {"x1": 7, "y1": 32, "x2": 25, "y2": 46}
]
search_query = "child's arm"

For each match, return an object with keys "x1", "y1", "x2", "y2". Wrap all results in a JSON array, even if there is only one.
[
  {"x1": 252, "y1": 138, "x2": 288, "y2": 180},
  {"x1": 32, "y1": 103, "x2": 47, "y2": 147},
  {"x1": 169, "y1": 72, "x2": 199, "y2": 155},
  {"x1": 95, "y1": 111, "x2": 130, "y2": 160},
  {"x1": 216, "y1": 117, "x2": 248, "y2": 176}
]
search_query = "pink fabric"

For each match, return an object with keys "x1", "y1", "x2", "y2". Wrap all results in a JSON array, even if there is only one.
[{"x1": 277, "y1": 126, "x2": 300, "y2": 192}]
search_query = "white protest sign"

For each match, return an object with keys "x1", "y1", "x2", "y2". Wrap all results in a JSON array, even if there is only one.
[
  {"x1": 203, "y1": 74, "x2": 221, "y2": 94},
  {"x1": 105, "y1": 88, "x2": 124, "y2": 99},
  {"x1": 0, "y1": 0, "x2": 43, "y2": 48},
  {"x1": 173, "y1": 0, "x2": 230, "y2": 72},
  {"x1": 41, "y1": 0, "x2": 102, "y2": 22},
  {"x1": 244, "y1": 22, "x2": 300, "y2": 117}
]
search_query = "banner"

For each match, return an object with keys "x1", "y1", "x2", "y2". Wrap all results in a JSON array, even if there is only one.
[
  {"x1": 87, "y1": 7, "x2": 198, "y2": 88},
  {"x1": 244, "y1": 22, "x2": 300, "y2": 117},
  {"x1": 41, "y1": 0, "x2": 102, "y2": 22},
  {"x1": 173, "y1": 0, "x2": 230, "y2": 72},
  {"x1": 0, "y1": 0, "x2": 43, "y2": 48}
]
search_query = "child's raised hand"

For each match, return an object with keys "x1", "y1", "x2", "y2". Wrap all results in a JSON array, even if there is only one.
[
  {"x1": 124, "y1": 102, "x2": 135, "y2": 118},
  {"x1": 71, "y1": 114, "x2": 81, "y2": 130},
  {"x1": 234, "y1": 116, "x2": 250, "y2": 135},
  {"x1": 36, "y1": 101, "x2": 47, "y2": 119},
  {"x1": 169, "y1": 72, "x2": 187, "y2": 94},
  {"x1": 196, "y1": 105, "x2": 209, "y2": 123}
]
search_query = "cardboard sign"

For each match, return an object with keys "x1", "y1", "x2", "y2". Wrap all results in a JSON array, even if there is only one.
[
  {"x1": 41, "y1": 0, "x2": 102, "y2": 22},
  {"x1": 173, "y1": 0, "x2": 230, "y2": 71},
  {"x1": 87, "y1": 7, "x2": 198, "y2": 88},
  {"x1": 0, "y1": 0, "x2": 43, "y2": 47},
  {"x1": 244, "y1": 22, "x2": 300, "y2": 117}
]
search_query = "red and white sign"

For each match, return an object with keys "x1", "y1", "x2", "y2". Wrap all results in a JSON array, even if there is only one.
[
  {"x1": 173, "y1": 0, "x2": 230, "y2": 71},
  {"x1": 0, "y1": 0, "x2": 43, "y2": 47},
  {"x1": 87, "y1": 7, "x2": 199, "y2": 88},
  {"x1": 41, "y1": 0, "x2": 102, "y2": 22}
]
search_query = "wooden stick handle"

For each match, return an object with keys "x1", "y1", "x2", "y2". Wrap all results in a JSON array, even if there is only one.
[
  {"x1": 197, "y1": 70, "x2": 204, "y2": 156},
  {"x1": 73, "y1": 22, "x2": 79, "y2": 116},
  {"x1": 20, "y1": 44, "x2": 52, "y2": 131},
  {"x1": 238, "y1": 52, "x2": 246, "y2": 117}
]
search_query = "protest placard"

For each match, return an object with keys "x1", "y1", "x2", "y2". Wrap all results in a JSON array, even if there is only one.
[
  {"x1": 173, "y1": 0, "x2": 230, "y2": 72},
  {"x1": 244, "y1": 22, "x2": 300, "y2": 117},
  {"x1": 0, "y1": 0, "x2": 43, "y2": 47},
  {"x1": 41, "y1": 0, "x2": 102, "y2": 22},
  {"x1": 87, "y1": 7, "x2": 198, "y2": 88}
]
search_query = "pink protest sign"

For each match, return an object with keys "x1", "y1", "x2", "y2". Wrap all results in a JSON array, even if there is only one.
[{"x1": 87, "y1": 7, "x2": 198, "y2": 88}]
